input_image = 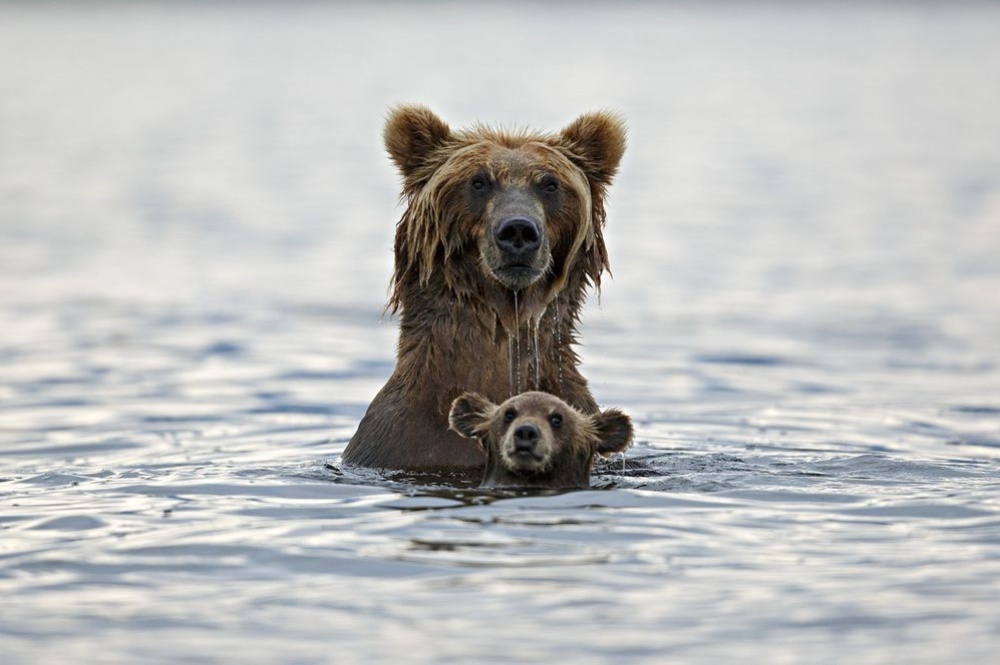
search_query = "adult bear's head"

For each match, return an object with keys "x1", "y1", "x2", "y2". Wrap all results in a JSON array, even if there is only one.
[{"x1": 383, "y1": 105, "x2": 626, "y2": 311}]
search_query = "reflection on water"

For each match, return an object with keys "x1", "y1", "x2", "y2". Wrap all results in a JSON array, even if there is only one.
[{"x1": 2, "y1": 2, "x2": 1000, "y2": 663}]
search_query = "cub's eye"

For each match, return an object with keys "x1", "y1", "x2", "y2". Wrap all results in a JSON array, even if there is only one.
[
  {"x1": 541, "y1": 178, "x2": 559, "y2": 194},
  {"x1": 549, "y1": 413, "x2": 563, "y2": 429},
  {"x1": 504, "y1": 409, "x2": 517, "y2": 423}
]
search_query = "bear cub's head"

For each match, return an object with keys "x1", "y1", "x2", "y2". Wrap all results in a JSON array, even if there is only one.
[{"x1": 448, "y1": 391, "x2": 633, "y2": 489}]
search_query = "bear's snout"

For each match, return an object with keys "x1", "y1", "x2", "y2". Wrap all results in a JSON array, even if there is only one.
[
  {"x1": 503, "y1": 418, "x2": 551, "y2": 470},
  {"x1": 486, "y1": 213, "x2": 549, "y2": 290},
  {"x1": 512, "y1": 422, "x2": 541, "y2": 453},
  {"x1": 494, "y1": 216, "x2": 543, "y2": 262},
  {"x1": 481, "y1": 186, "x2": 551, "y2": 290}
]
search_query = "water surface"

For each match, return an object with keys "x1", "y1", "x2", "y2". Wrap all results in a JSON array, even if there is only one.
[{"x1": 2, "y1": 2, "x2": 1000, "y2": 663}]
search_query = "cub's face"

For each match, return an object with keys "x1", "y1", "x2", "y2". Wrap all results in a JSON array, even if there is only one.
[
  {"x1": 449, "y1": 391, "x2": 633, "y2": 489},
  {"x1": 383, "y1": 106, "x2": 626, "y2": 297}
]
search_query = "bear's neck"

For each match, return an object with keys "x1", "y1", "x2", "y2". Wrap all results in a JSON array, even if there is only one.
[{"x1": 392, "y1": 273, "x2": 597, "y2": 415}]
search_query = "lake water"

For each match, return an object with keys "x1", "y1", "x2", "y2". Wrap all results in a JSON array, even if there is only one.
[{"x1": 2, "y1": 2, "x2": 1000, "y2": 663}]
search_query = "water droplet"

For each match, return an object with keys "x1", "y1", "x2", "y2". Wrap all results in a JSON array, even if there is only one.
[
  {"x1": 532, "y1": 316, "x2": 541, "y2": 390},
  {"x1": 508, "y1": 330, "x2": 514, "y2": 396},
  {"x1": 513, "y1": 291, "x2": 521, "y2": 393},
  {"x1": 553, "y1": 294, "x2": 564, "y2": 391}
]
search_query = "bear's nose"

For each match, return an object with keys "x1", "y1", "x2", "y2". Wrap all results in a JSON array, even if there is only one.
[
  {"x1": 513, "y1": 423, "x2": 540, "y2": 453},
  {"x1": 494, "y1": 217, "x2": 542, "y2": 259}
]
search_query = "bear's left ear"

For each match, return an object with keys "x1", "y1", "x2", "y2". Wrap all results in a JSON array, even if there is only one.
[
  {"x1": 559, "y1": 111, "x2": 627, "y2": 188},
  {"x1": 448, "y1": 392, "x2": 496, "y2": 440},
  {"x1": 593, "y1": 408, "x2": 634, "y2": 456},
  {"x1": 384, "y1": 104, "x2": 453, "y2": 188}
]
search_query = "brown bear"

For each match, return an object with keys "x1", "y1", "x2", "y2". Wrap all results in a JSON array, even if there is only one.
[
  {"x1": 342, "y1": 105, "x2": 627, "y2": 474},
  {"x1": 448, "y1": 391, "x2": 633, "y2": 489}
]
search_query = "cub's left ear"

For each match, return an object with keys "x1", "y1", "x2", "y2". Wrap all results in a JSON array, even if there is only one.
[
  {"x1": 559, "y1": 111, "x2": 627, "y2": 188},
  {"x1": 448, "y1": 392, "x2": 496, "y2": 440},
  {"x1": 593, "y1": 408, "x2": 634, "y2": 456}
]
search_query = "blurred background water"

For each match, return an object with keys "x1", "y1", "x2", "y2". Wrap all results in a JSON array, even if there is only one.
[{"x1": 2, "y1": 2, "x2": 1000, "y2": 663}]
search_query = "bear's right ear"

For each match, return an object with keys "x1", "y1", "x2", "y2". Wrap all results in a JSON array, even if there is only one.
[
  {"x1": 384, "y1": 104, "x2": 452, "y2": 187},
  {"x1": 448, "y1": 392, "x2": 496, "y2": 440},
  {"x1": 559, "y1": 111, "x2": 627, "y2": 189}
]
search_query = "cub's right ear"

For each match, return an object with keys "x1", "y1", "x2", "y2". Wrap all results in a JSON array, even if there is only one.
[
  {"x1": 383, "y1": 104, "x2": 452, "y2": 189},
  {"x1": 593, "y1": 408, "x2": 634, "y2": 456},
  {"x1": 448, "y1": 392, "x2": 496, "y2": 440}
]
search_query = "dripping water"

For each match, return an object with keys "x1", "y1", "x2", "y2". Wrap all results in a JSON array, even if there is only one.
[
  {"x1": 532, "y1": 316, "x2": 540, "y2": 390},
  {"x1": 513, "y1": 291, "x2": 521, "y2": 394},
  {"x1": 553, "y1": 294, "x2": 564, "y2": 391},
  {"x1": 507, "y1": 330, "x2": 514, "y2": 396}
]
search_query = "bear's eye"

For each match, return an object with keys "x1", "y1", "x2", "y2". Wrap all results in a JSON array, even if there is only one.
[
  {"x1": 549, "y1": 413, "x2": 563, "y2": 429},
  {"x1": 470, "y1": 176, "x2": 490, "y2": 192},
  {"x1": 504, "y1": 408, "x2": 517, "y2": 423},
  {"x1": 541, "y1": 177, "x2": 559, "y2": 194}
]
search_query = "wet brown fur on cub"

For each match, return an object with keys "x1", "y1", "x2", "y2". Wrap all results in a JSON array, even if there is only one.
[
  {"x1": 449, "y1": 391, "x2": 633, "y2": 488},
  {"x1": 343, "y1": 105, "x2": 627, "y2": 473}
]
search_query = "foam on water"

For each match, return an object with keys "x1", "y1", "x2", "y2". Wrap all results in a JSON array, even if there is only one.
[{"x1": 2, "y1": 2, "x2": 1000, "y2": 664}]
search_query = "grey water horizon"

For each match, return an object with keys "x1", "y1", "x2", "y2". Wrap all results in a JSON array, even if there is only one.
[{"x1": 2, "y1": 2, "x2": 1000, "y2": 663}]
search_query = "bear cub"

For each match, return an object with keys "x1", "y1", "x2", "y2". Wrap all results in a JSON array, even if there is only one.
[{"x1": 449, "y1": 391, "x2": 633, "y2": 489}]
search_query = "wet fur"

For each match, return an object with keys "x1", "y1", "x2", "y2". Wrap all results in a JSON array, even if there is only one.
[{"x1": 343, "y1": 105, "x2": 626, "y2": 473}]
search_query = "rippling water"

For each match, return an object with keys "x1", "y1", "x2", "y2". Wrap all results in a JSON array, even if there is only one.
[{"x1": 2, "y1": 2, "x2": 1000, "y2": 663}]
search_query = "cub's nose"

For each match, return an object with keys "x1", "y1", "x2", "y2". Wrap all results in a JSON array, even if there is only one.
[
  {"x1": 513, "y1": 423, "x2": 540, "y2": 453},
  {"x1": 494, "y1": 216, "x2": 542, "y2": 260}
]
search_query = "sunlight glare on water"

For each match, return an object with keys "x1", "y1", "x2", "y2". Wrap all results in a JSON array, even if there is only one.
[{"x1": 2, "y1": 2, "x2": 1000, "y2": 663}]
